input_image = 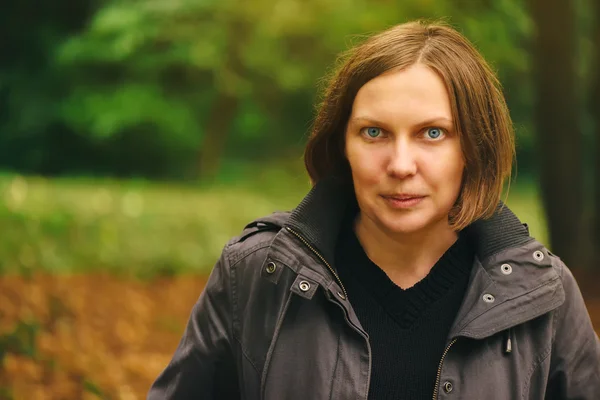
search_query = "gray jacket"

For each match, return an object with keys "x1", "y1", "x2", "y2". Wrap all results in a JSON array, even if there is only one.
[{"x1": 148, "y1": 178, "x2": 600, "y2": 399}]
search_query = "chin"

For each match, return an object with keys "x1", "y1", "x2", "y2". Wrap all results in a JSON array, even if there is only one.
[
  {"x1": 377, "y1": 210, "x2": 446, "y2": 235},
  {"x1": 378, "y1": 214, "x2": 431, "y2": 235}
]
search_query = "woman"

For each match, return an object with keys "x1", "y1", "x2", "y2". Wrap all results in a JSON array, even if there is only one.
[{"x1": 148, "y1": 21, "x2": 600, "y2": 399}]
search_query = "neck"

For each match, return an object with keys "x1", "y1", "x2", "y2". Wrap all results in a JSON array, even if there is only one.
[{"x1": 354, "y1": 213, "x2": 459, "y2": 288}]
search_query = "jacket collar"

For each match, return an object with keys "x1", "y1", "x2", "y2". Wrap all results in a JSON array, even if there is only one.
[
  {"x1": 285, "y1": 175, "x2": 353, "y2": 268},
  {"x1": 285, "y1": 175, "x2": 533, "y2": 265},
  {"x1": 266, "y1": 175, "x2": 565, "y2": 338}
]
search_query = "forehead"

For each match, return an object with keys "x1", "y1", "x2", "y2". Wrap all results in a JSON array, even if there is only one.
[{"x1": 351, "y1": 64, "x2": 452, "y2": 122}]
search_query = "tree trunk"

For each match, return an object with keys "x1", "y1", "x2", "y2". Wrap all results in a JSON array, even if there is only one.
[
  {"x1": 593, "y1": 0, "x2": 600, "y2": 266},
  {"x1": 197, "y1": 14, "x2": 248, "y2": 181},
  {"x1": 198, "y1": 94, "x2": 238, "y2": 180},
  {"x1": 528, "y1": 0, "x2": 586, "y2": 268}
]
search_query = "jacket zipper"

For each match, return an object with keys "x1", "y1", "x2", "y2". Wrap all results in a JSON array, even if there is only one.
[
  {"x1": 286, "y1": 226, "x2": 371, "y2": 399},
  {"x1": 432, "y1": 338, "x2": 458, "y2": 400},
  {"x1": 285, "y1": 226, "x2": 348, "y2": 299}
]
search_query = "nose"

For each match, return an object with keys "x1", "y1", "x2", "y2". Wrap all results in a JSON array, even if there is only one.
[{"x1": 386, "y1": 137, "x2": 417, "y2": 178}]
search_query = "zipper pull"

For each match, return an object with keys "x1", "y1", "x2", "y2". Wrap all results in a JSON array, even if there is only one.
[{"x1": 504, "y1": 328, "x2": 512, "y2": 354}]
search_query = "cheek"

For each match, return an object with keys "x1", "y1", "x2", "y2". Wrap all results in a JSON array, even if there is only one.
[
  {"x1": 347, "y1": 147, "x2": 381, "y2": 187},
  {"x1": 424, "y1": 147, "x2": 464, "y2": 190},
  {"x1": 450, "y1": 150, "x2": 466, "y2": 184},
  {"x1": 440, "y1": 152, "x2": 465, "y2": 192}
]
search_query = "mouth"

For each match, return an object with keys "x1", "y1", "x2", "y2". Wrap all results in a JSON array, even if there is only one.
[
  {"x1": 382, "y1": 194, "x2": 426, "y2": 200},
  {"x1": 381, "y1": 194, "x2": 426, "y2": 208}
]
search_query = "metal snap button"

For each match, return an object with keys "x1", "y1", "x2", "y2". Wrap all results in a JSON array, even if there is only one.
[
  {"x1": 443, "y1": 381, "x2": 453, "y2": 393},
  {"x1": 500, "y1": 263, "x2": 512, "y2": 275},
  {"x1": 533, "y1": 250, "x2": 544, "y2": 261},
  {"x1": 483, "y1": 293, "x2": 495, "y2": 303},
  {"x1": 299, "y1": 280, "x2": 311, "y2": 292},
  {"x1": 265, "y1": 261, "x2": 277, "y2": 274},
  {"x1": 337, "y1": 291, "x2": 346, "y2": 300}
]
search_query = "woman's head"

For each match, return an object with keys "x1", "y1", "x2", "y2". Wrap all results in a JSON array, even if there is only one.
[{"x1": 304, "y1": 21, "x2": 514, "y2": 232}]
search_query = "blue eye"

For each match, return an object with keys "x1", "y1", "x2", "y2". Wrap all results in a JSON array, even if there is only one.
[
  {"x1": 426, "y1": 127, "x2": 443, "y2": 139},
  {"x1": 365, "y1": 127, "x2": 382, "y2": 138}
]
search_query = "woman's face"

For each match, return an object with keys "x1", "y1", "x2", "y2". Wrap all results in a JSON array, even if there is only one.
[{"x1": 344, "y1": 63, "x2": 465, "y2": 236}]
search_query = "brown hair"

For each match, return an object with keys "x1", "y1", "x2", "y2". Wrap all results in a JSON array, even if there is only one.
[{"x1": 304, "y1": 20, "x2": 515, "y2": 230}]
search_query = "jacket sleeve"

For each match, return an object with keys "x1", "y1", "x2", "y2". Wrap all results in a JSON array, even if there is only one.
[
  {"x1": 546, "y1": 264, "x2": 600, "y2": 399},
  {"x1": 147, "y1": 248, "x2": 240, "y2": 399}
]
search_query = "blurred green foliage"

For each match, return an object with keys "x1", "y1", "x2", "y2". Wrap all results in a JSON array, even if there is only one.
[
  {"x1": 0, "y1": 171, "x2": 547, "y2": 277},
  {"x1": 0, "y1": 164, "x2": 311, "y2": 277},
  {"x1": 1, "y1": 0, "x2": 566, "y2": 179}
]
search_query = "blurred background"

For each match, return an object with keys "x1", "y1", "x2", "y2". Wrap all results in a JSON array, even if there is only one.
[{"x1": 1, "y1": 0, "x2": 599, "y2": 398}]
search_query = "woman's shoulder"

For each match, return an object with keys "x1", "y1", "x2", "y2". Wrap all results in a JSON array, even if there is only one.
[{"x1": 222, "y1": 211, "x2": 292, "y2": 265}]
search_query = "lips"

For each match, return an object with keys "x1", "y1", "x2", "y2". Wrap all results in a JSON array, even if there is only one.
[
  {"x1": 381, "y1": 194, "x2": 426, "y2": 209},
  {"x1": 382, "y1": 194, "x2": 425, "y2": 200}
]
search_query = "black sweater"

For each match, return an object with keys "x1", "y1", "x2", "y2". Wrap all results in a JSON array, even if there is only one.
[{"x1": 335, "y1": 214, "x2": 473, "y2": 399}]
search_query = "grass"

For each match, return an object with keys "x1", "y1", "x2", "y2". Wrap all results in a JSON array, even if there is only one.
[
  {"x1": 0, "y1": 170, "x2": 548, "y2": 277},
  {"x1": 503, "y1": 182, "x2": 548, "y2": 245},
  {"x1": 0, "y1": 167, "x2": 310, "y2": 278}
]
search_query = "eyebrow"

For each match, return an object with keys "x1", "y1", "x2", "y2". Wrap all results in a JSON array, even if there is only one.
[{"x1": 349, "y1": 116, "x2": 454, "y2": 128}]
